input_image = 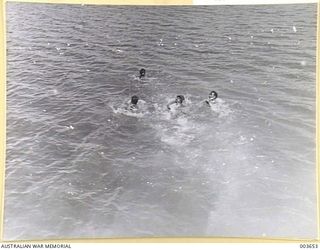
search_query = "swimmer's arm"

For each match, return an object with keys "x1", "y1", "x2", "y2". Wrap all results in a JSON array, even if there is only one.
[
  {"x1": 166, "y1": 101, "x2": 175, "y2": 110},
  {"x1": 129, "y1": 104, "x2": 138, "y2": 111}
]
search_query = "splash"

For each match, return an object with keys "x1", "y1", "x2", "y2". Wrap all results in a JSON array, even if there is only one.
[{"x1": 209, "y1": 99, "x2": 233, "y2": 118}]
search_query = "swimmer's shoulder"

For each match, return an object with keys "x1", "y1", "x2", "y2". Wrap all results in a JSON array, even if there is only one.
[
  {"x1": 205, "y1": 99, "x2": 217, "y2": 106},
  {"x1": 123, "y1": 102, "x2": 138, "y2": 111},
  {"x1": 129, "y1": 104, "x2": 138, "y2": 111}
]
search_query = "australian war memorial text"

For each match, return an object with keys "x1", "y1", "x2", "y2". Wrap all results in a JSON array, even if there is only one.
[{"x1": 1, "y1": 244, "x2": 71, "y2": 249}]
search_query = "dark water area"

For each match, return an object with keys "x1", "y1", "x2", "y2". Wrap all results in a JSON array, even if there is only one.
[{"x1": 4, "y1": 2, "x2": 317, "y2": 240}]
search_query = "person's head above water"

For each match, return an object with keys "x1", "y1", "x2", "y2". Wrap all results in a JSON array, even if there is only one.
[
  {"x1": 131, "y1": 95, "x2": 139, "y2": 105},
  {"x1": 175, "y1": 95, "x2": 185, "y2": 104},
  {"x1": 139, "y1": 68, "x2": 146, "y2": 78},
  {"x1": 167, "y1": 95, "x2": 185, "y2": 110},
  {"x1": 209, "y1": 91, "x2": 218, "y2": 101}
]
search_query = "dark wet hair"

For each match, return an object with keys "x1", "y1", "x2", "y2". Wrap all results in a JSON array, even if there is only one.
[
  {"x1": 176, "y1": 95, "x2": 185, "y2": 103},
  {"x1": 131, "y1": 95, "x2": 139, "y2": 105},
  {"x1": 209, "y1": 91, "x2": 218, "y2": 99},
  {"x1": 139, "y1": 68, "x2": 146, "y2": 78}
]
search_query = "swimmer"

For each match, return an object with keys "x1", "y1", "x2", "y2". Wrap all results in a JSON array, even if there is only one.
[
  {"x1": 129, "y1": 95, "x2": 139, "y2": 110},
  {"x1": 139, "y1": 68, "x2": 146, "y2": 79},
  {"x1": 167, "y1": 95, "x2": 185, "y2": 110},
  {"x1": 205, "y1": 91, "x2": 218, "y2": 106}
]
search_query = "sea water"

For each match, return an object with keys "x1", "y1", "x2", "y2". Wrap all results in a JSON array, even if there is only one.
[{"x1": 4, "y1": 3, "x2": 317, "y2": 239}]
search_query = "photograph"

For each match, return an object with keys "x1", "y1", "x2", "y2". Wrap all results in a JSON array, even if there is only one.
[{"x1": 3, "y1": 1, "x2": 318, "y2": 240}]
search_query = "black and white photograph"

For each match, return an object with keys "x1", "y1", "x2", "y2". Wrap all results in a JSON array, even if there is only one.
[{"x1": 4, "y1": 1, "x2": 318, "y2": 240}]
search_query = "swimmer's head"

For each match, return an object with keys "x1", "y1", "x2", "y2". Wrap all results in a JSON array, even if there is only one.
[
  {"x1": 139, "y1": 68, "x2": 146, "y2": 78},
  {"x1": 209, "y1": 91, "x2": 218, "y2": 101},
  {"x1": 131, "y1": 95, "x2": 139, "y2": 105},
  {"x1": 175, "y1": 95, "x2": 185, "y2": 104}
]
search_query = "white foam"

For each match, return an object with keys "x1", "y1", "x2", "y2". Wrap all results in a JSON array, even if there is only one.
[
  {"x1": 293, "y1": 26, "x2": 297, "y2": 33},
  {"x1": 112, "y1": 107, "x2": 144, "y2": 118},
  {"x1": 209, "y1": 99, "x2": 233, "y2": 117},
  {"x1": 113, "y1": 49, "x2": 123, "y2": 53}
]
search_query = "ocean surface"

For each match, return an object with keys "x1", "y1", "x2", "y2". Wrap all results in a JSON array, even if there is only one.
[{"x1": 4, "y1": 3, "x2": 317, "y2": 240}]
